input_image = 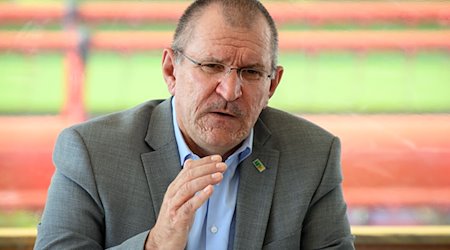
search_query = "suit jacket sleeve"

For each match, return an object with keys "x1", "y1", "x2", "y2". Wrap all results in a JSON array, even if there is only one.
[
  {"x1": 34, "y1": 127, "x2": 148, "y2": 249},
  {"x1": 300, "y1": 137, "x2": 354, "y2": 249}
]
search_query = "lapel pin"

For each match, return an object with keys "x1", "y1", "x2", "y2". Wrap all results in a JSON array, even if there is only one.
[{"x1": 252, "y1": 159, "x2": 266, "y2": 172}]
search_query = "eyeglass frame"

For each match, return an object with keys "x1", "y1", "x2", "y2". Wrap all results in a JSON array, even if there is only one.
[{"x1": 174, "y1": 50, "x2": 274, "y2": 83}]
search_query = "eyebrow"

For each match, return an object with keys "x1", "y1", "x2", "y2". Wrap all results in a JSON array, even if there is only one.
[
  {"x1": 201, "y1": 56, "x2": 267, "y2": 70},
  {"x1": 243, "y1": 63, "x2": 266, "y2": 70}
]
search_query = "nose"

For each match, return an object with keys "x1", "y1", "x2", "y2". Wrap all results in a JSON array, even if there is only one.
[{"x1": 215, "y1": 69, "x2": 242, "y2": 102}]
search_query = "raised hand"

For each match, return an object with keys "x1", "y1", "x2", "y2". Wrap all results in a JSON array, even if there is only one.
[{"x1": 145, "y1": 155, "x2": 227, "y2": 250}]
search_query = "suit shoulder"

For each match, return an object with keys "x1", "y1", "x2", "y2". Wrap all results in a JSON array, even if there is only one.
[
  {"x1": 71, "y1": 100, "x2": 163, "y2": 133},
  {"x1": 259, "y1": 107, "x2": 335, "y2": 139},
  {"x1": 62, "y1": 99, "x2": 166, "y2": 147}
]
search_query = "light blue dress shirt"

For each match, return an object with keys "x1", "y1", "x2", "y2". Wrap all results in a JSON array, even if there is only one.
[{"x1": 171, "y1": 98, "x2": 253, "y2": 250}]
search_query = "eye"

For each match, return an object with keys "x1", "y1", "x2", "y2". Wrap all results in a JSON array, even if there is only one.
[
  {"x1": 241, "y1": 68, "x2": 264, "y2": 80},
  {"x1": 200, "y1": 63, "x2": 225, "y2": 74}
]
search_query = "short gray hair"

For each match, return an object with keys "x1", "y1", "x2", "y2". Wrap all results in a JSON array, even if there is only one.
[{"x1": 172, "y1": 0, "x2": 279, "y2": 72}]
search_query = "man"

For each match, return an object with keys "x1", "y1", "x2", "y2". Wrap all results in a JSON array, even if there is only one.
[{"x1": 35, "y1": 0, "x2": 354, "y2": 249}]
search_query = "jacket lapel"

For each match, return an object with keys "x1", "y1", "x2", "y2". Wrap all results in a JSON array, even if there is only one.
[
  {"x1": 234, "y1": 118, "x2": 280, "y2": 250},
  {"x1": 141, "y1": 99, "x2": 181, "y2": 217}
]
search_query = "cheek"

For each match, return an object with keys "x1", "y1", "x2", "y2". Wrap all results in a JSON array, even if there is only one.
[
  {"x1": 238, "y1": 96, "x2": 265, "y2": 130},
  {"x1": 175, "y1": 70, "x2": 198, "y2": 98},
  {"x1": 175, "y1": 73, "x2": 213, "y2": 112},
  {"x1": 245, "y1": 87, "x2": 270, "y2": 112}
]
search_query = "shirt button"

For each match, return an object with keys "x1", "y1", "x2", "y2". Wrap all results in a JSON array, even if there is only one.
[{"x1": 210, "y1": 225, "x2": 218, "y2": 234}]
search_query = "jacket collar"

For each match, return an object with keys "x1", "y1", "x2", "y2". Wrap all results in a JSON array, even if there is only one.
[{"x1": 141, "y1": 99, "x2": 181, "y2": 217}]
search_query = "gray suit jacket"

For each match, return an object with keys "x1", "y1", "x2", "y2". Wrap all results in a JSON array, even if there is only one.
[{"x1": 35, "y1": 99, "x2": 354, "y2": 249}]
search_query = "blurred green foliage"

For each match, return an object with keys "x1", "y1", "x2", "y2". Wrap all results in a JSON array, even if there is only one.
[
  {"x1": 1, "y1": 51, "x2": 449, "y2": 114},
  {"x1": 0, "y1": 210, "x2": 40, "y2": 228}
]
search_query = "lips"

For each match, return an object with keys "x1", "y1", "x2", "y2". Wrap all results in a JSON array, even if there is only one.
[{"x1": 210, "y1": 111, "x2": 236, "y2": 118}]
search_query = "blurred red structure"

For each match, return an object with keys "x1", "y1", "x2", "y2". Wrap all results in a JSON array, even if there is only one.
[
  {"x1": 305, "y1": 115, "x2": 450, "y2": 207},
  {"x1": 1, "y1": 30, "x2": 450, "y2": 52},
  {"x1": 0, "y1": 1, "x2": 449, "y2": 212},
  {"x1": 0, "y1": 1, "x2": 449, "y2": 24},
  {"x1": 0, "y1": 117, "x2": 69, "y2": 209}
]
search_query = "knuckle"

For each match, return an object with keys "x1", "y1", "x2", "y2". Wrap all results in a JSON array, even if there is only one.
[
  {"x1": 185, "y1": 168, "x2": 194, "y2": 180},
  {"x1": 182, "y1": 201, "x2": 195, "y2": 215},
  {"x1": 165, "y1": 198, "x2": 175, "y2": 210},
  {"x1": 184, "y1": 159, "x2": 193, "y2": 169},
  {"x1": 168, "y1": 208, "x2": 177, "y2": 219},
  {"x1": 165, "y1": 183, "x2": 177, "y2": 197},
  {"x1": 181, "y1": 181, "x2": 192, "y2": 195},
  {"x1": 166, "y1": 182, "x2": 176, "y2": 192}
]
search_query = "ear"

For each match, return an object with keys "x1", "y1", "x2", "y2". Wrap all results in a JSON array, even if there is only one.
[
  {"x1": 162, "y1": 48, "x2": 177, "y2": 95},
  {"x1": 268, "y1": 66, "x2": 283, "y2": 98}
]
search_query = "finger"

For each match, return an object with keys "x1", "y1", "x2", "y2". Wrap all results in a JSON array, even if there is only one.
[
  {"x1": 184, "y1": 155, "x2": 222, "y2": 170},
  {"x1": 170, "y1": 171, "x2": 223, "y2": 209},
  {"x1": 149, "y1": 185, "x2": 215, "y2": 249},
  {"x1": 167, "y1": 158, "x2": 227, "y2": 196},
  {"x1": 183, "y1": 161, "x2": 227, "y2": 181},
  {"x1": 178, "y1": 184, "x2": 214, "y2": 220},
  {"x1": 182, "y1": 155, "x2": 227, "y2": 182},
  {"x1": 169, "y1": 162, "x2": 226, "y2": 195}
]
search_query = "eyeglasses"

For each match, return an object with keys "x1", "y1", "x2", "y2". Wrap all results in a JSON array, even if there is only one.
[{"x1": 175, "y1": 50, "x2": 273, "y2": 83}]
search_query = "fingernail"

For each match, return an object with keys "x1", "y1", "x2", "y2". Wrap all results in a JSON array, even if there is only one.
[
  {"x1": 203, "y1": 185, "x2": 212, "y2": 193},
  {"x1": 216, "y1": 163, "x2": 227, "y2": 169},
  {"x1": 211, "y1": 155, "x2": 221, "y2": 161},
  {"x1": 211, "y1": 173, "x2": 221, "y2": 179}
]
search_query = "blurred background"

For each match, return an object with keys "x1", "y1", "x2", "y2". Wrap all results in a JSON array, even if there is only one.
[{"x1": 0, "y1": 0, "x2": 449, "y2": 237}]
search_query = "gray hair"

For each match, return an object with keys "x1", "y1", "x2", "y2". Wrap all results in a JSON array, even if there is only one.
[{"x1": 172, "y1": 0, "x2": 279, "y2": 72}]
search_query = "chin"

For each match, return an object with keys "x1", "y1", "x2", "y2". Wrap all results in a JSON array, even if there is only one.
[{"x1": 202, "y1": 130, "x2": 247, "y2": 147}]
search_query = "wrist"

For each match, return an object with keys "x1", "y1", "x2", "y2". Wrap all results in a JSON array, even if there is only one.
[{"x1": 144, "y1": 230, "x2": 160, "y2": 250}]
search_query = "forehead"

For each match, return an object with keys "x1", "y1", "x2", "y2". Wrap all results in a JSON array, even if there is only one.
[{"x1": 185, "y1": 4, "x2": 272, "y2": 64}]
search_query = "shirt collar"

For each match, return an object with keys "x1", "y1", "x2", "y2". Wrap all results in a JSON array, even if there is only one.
[{"x1": 171, "y1": 97, "x2": 253, "y2": 166}]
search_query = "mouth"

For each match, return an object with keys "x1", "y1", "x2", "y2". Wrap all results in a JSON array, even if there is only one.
[{"x1": 210, "y1": 111, "x2": 236, "y2": 118}]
